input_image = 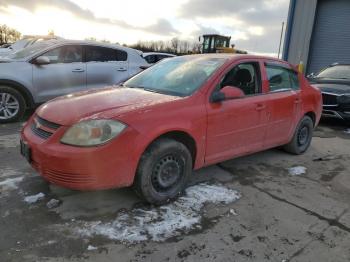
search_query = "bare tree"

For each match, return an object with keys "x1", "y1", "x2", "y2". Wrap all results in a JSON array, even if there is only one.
[
  {"x1": 127, "y1": 38, "x2": 200, "y2": 55},
  {"x1": 191, "y1": 42, "x2": 202, "y2": 54},
  {"x1": 85, "y1": 37, "x2": 97, "y2": 41},
  {"x1": 0, "y1": 24, "x2": 21, "y2": 44},
  {"x1": 171, "y1": 37, "x2": 179, "y2": 54},
  {"x1": 179, "y1": 40, "x2": 190, "y2": 54}
]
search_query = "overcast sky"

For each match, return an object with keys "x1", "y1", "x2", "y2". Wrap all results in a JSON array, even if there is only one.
[{"x1": 0, "y1": 0, "x2": 290, "y2": 56}]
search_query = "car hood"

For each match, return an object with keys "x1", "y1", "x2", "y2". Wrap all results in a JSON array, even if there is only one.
[
  {"x1": 312, "y1": 83, "x2": 350, "y2": 95},
  {"x1": 0, "y1": 57, "x2": 15, "y2": 62},
  {"x1": 36, "y1": 86, "x2": 182, "y2": 126}
]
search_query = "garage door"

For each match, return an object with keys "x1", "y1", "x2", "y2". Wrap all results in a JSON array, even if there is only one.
[{"x1": 307, "y1": 0, "x2": 350, "y2": 74}]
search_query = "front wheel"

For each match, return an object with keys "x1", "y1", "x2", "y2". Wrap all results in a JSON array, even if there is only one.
[
  {"x1": 283, "y1": 116, "x2": 314, "y2": 155},
  {"x1": 133, "y1": 138, "x2": 192, "y2": 205},
  {"x1": 0, "y1": 86, "x2": 26, "y2": 123}
]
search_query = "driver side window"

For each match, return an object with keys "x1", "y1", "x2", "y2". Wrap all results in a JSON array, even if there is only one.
[
  {"x1": 42, "y1": 45, "x2": 83, "y2": 64},
  {"x1": 220, "y1": 62, "x2": 262, "y2": 96}
]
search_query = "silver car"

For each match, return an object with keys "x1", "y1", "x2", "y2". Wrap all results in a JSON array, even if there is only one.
[
  {"x1": 0, "y1": 35, "x2": 63, "y2": 57},
  {"x1": 0, "y1": 40, "x2": 148, "y2": 123}
]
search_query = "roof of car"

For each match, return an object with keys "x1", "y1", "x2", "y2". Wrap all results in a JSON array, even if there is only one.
[
  {"x1": 49, "y1": 40, "x2": 140, "y2": 54},
  {"x1": 143, "y1": 52, "x2": 176, "y2": 57},
  {"x1": 180, "y1": 53, "x2": 288, "y2": 63}
]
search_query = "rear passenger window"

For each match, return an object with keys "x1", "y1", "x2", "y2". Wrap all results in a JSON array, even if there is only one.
[
  {"x1": 144, "y1": 55, "x2": 156, "y2": 64},
  {"x1": 85, "y1": 46, "x2": 127, "y2": 62},
  {"x1": 289, "y1": 70, "x2": 300, "y2": 90},
  {"x1": 266, "y1": 65, "x2": 300, "y2": 92}
]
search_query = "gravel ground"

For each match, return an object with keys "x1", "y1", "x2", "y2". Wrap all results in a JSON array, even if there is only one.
[{"x1": 0, "y1": 117, "x2": 350, "y2": 262}]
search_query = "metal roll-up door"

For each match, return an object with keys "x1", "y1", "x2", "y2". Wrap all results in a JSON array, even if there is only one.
[{"x1": 307, "y1": 0, "x2": 350, "y2": 74}]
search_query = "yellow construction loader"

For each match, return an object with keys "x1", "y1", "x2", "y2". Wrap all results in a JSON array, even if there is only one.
[{"x1": 200, "y1": 34, "x2": 247, "y2": 54}]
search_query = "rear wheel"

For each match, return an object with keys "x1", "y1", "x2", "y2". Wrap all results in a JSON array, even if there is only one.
[
  {"x1": 283, "y1": 116, "x2": 314, "y2": 155},
  {"x1": 133, "y1": 138, "x2": 192, "y2": 205},
  {"x1": 0, "y1": 86, "x2": 26, "y2": 123}
]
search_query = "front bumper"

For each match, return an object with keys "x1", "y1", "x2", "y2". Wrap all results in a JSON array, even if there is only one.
[
  {"x1": 21, "y1": 116, "x2": 140, "y2": 190},
  {"x1": 322, "y1": 109, "x2": 350, "y2": 121},
  {"x1": 322, "y1": 93, "x2": 350, "y2": 121}
]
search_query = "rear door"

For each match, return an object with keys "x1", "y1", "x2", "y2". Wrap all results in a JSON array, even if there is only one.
[
  {"x1": 263, "y1": 62, "x2": 301, "y2": 147},
  {"x1": 33, "y1": 45, "x2": 86, "y2": 102},
  {"x1": 85, "y1": 46, "x2": 129, "y2": 89},
  {"x1": 205, "y1": 60, "x2": 269, "y2": 164}
]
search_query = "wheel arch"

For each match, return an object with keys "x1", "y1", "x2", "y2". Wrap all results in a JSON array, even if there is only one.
[
  {"x1": 141, "y1": 130, "x2": 198, "y2": 167},
  {"x1": 0, "y1": 79, "x2": 35, "y2": 108},
  {"x1": 304, "y1": 111, "x2": 316, "y2": 127}
]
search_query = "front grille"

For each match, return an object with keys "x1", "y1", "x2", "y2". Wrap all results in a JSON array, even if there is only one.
[
  {"x1": 31, "y1": 115, "x2": 61, "y2": 140},
  {"x1": 36, "y1": 115, "x2": 61, "y2": 130},
  {"x1": 322, "y1": 93, "x2": 338, "y2": 106},
  {"x1": 31, "y1": 123, "x2": 53, "y2": 139}
]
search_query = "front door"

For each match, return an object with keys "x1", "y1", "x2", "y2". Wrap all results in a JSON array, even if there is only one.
[
  {"x1": 33, "y1": 45, "x2": 86, "y2": 103},
  {"x1": 205, "y1": 61, "x2": 269, "y2": 164}
]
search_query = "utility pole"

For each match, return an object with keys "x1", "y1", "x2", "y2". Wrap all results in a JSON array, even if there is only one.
[{"x1": 278, "y1": 21, "x2": 285, "y2": 59}]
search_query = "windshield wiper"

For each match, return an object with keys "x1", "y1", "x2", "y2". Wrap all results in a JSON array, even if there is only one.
[{"x1": 144, "y1": 88, "x2": 163, "y2": 94}]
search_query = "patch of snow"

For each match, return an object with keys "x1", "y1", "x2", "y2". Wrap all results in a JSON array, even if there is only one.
[
  {"x1": 76, "y1": 184, "x2": 241, "y2": 243},
  {"x1": 287, "y1": 166, "x2": 307, "y2": 176},
  {"x1": 0, "y1": 167, "x2": 22, "y2": 179},
  {"x1": 0, "y1": 176, "x2": 23, "y2": 190},
  {"x1": 2, "y1": 210, "x2": 10, "y2": 218},
  {"x1": 229, "y1": 209, "x2": 238, "y2": 216},
  {"x1": 46, "y1": 199, "x2": 60, "y2": 209},
  {"x1": 87, "y1": 245, "x2": 97, "y2": 251},
  {"x1": 0, "y1": 134, "x2": 20, "y2": 148},
  {"x1": 24, "y1": 192, "x2": 45, "y2": 204}
]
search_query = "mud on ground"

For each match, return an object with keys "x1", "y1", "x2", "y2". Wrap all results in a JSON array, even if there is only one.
[{"x1": 1, "y1": 118, "x2": 350, "y2": 262}]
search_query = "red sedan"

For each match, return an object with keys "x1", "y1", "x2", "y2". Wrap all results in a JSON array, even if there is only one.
[{"x1": 21, "y1": 54, "x2": 322, "y2": 204}]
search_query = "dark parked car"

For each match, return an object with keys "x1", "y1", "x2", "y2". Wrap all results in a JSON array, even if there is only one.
[{"x1": 309, "y1": 64, "x2": 350, "y2": 122}]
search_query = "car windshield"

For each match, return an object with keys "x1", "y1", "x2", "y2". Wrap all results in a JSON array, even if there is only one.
[
  {"x1": 9, "y1": 38, "x2": 33, "y2": 50},
  {"x1": 317, "y1": 65, "x2": 350, "y2": 79},
  {"x1": 124, "y1": 56, "x2": 227, "y2": 96},
  {"x1": 8, "y1": 41, "x2": 55, "y2": 60}
]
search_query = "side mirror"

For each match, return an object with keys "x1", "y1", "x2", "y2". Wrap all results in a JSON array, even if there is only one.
[
  {"x1": 221, "y1": 86, "x2": 245, "y2": 99},
  {"x1": 140, "y1": 65, "x2": 150, "y2": 70},
  {"x1": 34, "y1": 56, "x2": 50, "y2": 65},
  {"x1": 211, "y1": 86, "x2": 245, "y2": 103}
]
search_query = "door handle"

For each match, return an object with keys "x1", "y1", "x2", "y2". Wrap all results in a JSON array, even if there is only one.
[
  {"x1": 255, "y1": 104, "x2": 266, "y2": 111},
  {"x1": 116, "y1": 67, "x2": 127, "y2": 71},
  {"x1": 72, "y1": 68, "x2": 84, "y2": 72}
]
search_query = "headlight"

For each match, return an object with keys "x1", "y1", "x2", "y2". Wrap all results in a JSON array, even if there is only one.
[{"x1": 61, "y1": 120, "x2": 127, "y2": 146}]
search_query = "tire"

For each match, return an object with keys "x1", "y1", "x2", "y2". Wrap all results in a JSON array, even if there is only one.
[
  {"x1": 0, "y1": 86, "x2": 26, "y2": 123},
  {"x1": 283, "y1": 116, "x2": 314, "y2": 155},
  {"x1": 133, "y1": 138, "x2": 192, "y2": 205}
]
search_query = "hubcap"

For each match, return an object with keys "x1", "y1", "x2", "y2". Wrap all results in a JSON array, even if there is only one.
[
  {"x1": 152, "y1": 155, "x2": 183, "y2": 192},
  {"x1": 298, "y1": 126, "x2": 309, "y2": 146},
  {"x1": 0, "y1": 93, "x2": 19, "y2": 120}
]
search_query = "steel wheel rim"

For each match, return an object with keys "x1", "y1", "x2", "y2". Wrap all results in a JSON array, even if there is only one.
[
  {"x1": 0, "y1": 92, "x2": 19, "y2": 120},
  {"x1": 298, "y1": 126, "x2": 309, "y2": 146},
  {"x1": 151, "y1": 154, "x2": 184, "y2": 193}
]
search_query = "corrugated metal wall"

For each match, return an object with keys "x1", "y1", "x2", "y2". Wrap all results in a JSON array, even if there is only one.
[
  {"x1": 284, "y1": 0, "x2": 317, "y2": 67},
  {"x1": 307, "y1": 0, "x2": 350, "y2": 74}
]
